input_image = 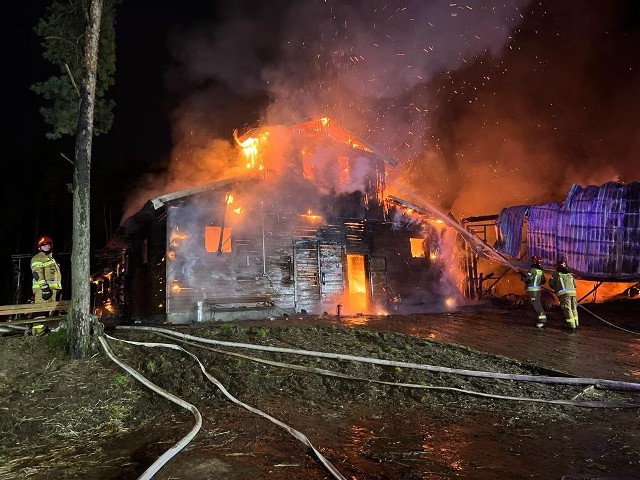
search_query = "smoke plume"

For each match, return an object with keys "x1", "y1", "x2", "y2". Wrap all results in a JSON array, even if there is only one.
[{"x1": 123, "y1": 0, "x2": 639, "y2": 221}]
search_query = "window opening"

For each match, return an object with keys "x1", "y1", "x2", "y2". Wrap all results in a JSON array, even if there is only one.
[
  {"x1": 410, "y1": 238, "x2": 426, "y2": 258},
  {"x1": 205, "y1": 226, "x2": 232, "y2": 253}
]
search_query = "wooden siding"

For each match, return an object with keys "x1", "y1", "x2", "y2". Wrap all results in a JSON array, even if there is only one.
[
  {"x1": 344, "y1": 221, "x2": 369, "y2": 254},
  {"x1": 161, "y1": 195, "x2": 443, "y2": 317},
  {"x1": 368, "y1": 223, "x2": 435, "y2": 309},
  {"x1": 97, "y1": 173, "x2": 451, "y2": 321},
  {"x1": 293, "y1": 240, "x2": 320, "y2": 312},
  {"x1": 319, "y1": 242, "x2": 345, "y2": 304},
  {"x1": 166, "y1": 203, "x2": 300, "y2": 317}
]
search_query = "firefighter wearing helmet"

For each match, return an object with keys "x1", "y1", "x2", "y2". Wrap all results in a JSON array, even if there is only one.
[
  {"x1": 521, "y1": 255, "x2": 547, "y2": 328},
  {"x1": 549, "y1": 258, "x2": 579, "y2": 330},
  {"x1": 30, "y1": 236, "x2": 62, "y2": 304}
]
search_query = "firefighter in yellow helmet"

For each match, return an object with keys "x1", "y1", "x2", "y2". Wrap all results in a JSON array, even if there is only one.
[
  {"x1": 549, "y1": 259, "x2": 579, "y2": 331},
  {"x1": 31, "y1": 236, "x2": 62, "y2": 304},
  {"x1": 521, "y1": 255, "x2": 547, "y2": 328}
]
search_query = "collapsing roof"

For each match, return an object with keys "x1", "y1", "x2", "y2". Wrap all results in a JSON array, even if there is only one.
[
  {"x1": 116, "y1": 117, "x2": 393, "y2": 239},
  {"x1": 237, "y1": 117, "x2": 398, "y2": 167},
  {"x1": 494, "y1": 181, "x2": 640, "y2": 281}
]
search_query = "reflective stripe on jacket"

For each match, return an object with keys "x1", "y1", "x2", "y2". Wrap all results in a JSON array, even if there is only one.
[
  {"x1": 549, "y1": 271, "x2": 576, "y2": 296},
  {"x1": 31, "y1": 252, "x2": 62, "y2": 290},
  {"x1": 524, "y1": 267, "x2": 545, "y2": 292}
]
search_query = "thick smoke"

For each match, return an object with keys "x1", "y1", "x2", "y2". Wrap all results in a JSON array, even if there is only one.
[
  {"x1": 124, "y1": 0, "x2": 639, "y2": 222},
  {"x1": 261, "y1": 0, "x2": 639, "y2": 217},
  {"x1": 398, "y1": 1, "x2": 640, "y2": 217}
]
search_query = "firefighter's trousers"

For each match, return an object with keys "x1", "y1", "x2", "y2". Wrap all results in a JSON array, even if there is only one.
[
  {"x1": 527, "y1": 290, "x2": 547, "y2": 323},
  {"x1": 558, "y1": 293, "x2": 579, "y2": 329}
]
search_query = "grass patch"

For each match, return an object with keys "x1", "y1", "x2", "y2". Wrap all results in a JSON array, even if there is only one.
[
  {"x1": 255, "y1": 327, "x2": 269, "y2": 340},
  {"x1": 111, "y1": 373, "x2": 131, "y2": 389},
  {"x1": 44, "y1": 329, "x2": 67, "y2": 357}
]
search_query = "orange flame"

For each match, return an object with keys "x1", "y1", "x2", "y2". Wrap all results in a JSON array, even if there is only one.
[
  {"x1": 170, "y1": 280, "x2": 194, "y2": 293},
  {"x1": 234, "y1": 129, "x2": 269, "y2": 170},
  {"x1": 300, "y1": 210, "x2": 322, "y2": 221},
  {"x1": 103, "y1": 299, "x2": 115, "y2": 314},
  {"x1": 170, "y1": 227, "x2": 189, "y2": 247}
]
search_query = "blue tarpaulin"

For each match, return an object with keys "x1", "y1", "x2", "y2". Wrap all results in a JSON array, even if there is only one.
[{"x1": 495, "y1": 181, "x2": 640, "y2": 281}]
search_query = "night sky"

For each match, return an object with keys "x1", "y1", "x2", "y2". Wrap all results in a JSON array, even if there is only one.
[{"x1": 3, "y1": 0, "x2": 639, "y2": 303}]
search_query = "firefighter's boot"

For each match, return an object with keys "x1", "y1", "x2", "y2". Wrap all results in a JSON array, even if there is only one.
[
  {"x1": 566, "y1": 319, "x2": 577, "y2": 331},
  {"x1": 32, "y1": 325, "x2": 47, "y2": 336},
  {"x1": 536, "y1": 313, "x2": 547, "y2": 328}
]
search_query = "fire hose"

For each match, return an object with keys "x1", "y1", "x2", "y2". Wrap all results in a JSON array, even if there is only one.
[
  {"x1": 99, "y1": 324, "x2": 640, "y2": 478},
  {"x1": 99, "y1": 332, "x2": 347, "y2": 480},
  {"x1": 116, "y1": 325, "x2": 640, "y2": 392},
  {"x1": 97, "y1": 335, "x2": 202, "y2": 480},
  {"x1": 576, "y1": 302, "x2": 640, "y2": 335},
  {"x1": 149, "y1": 330, "x2": 640, "y2": 408}
]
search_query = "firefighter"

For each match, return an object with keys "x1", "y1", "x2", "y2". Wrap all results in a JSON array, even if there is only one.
[
  {"x1": 521, "y1": 255, "x2": 547, "y2": 328},
  {"x1": 549, "y1": 259, "x2": 579, "y2": 331},
  {"x1": 31, "y1": 236, "x2": 62, "y2": 304}
]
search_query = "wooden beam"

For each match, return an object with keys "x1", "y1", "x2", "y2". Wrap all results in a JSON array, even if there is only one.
[
  {"x1": 0, "y1": 301, "x2": 70, "y2": 317},
  {"x1": 203, "y1": 296, "x2": 272, "y2": 305},
  {"x1": 0, "y1": 315, "x2": 67, "y2": 327}
]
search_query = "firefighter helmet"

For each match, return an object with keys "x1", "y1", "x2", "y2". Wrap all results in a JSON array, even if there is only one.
[
  {"x1": 37, "y1": 236, "x2": 53, "y2": 248},
  {"x1": 556, "y1": 259, "x2": 567, "y2": 269},
  {"x1": 531, "y1": 255, "x2": 542, "y2": 264}
]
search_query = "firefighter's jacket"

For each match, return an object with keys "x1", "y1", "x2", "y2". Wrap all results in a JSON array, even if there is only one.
[
  {"x1": 31, "y1": 252, "x2": 62, "y2": 291},
  {"x1": 523, "y1": 266, "x2": 546, "y2": 292},
  {"x1": 549, "y1": 270, "x2": 576, "y2": 296}
]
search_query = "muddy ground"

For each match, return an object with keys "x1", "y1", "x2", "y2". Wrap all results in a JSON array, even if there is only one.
[{"x1": 0, "y1": 299, "x2": 639, "y2": 479}]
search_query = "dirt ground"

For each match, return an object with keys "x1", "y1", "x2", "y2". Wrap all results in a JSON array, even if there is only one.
[{"x1": 1, "y1": 299, "x2": 639, "y2": 479}]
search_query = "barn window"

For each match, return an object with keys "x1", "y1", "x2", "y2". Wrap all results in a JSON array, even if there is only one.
[
  {"x1": 205, "y1": 226, "x2": 232, "y2": 253},
  {"x1": 410, "y1": 238, "x2": 426, "y2": 258}
]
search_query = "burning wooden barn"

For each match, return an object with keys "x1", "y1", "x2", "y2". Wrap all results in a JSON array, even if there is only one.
[{"x1": 93, "y1": 118, "x2": 456, "y2": 323}]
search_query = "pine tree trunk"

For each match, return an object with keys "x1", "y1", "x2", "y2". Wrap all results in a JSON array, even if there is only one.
[{"x1": 67, "y1": 0, "x2": 103, "y2": 359}]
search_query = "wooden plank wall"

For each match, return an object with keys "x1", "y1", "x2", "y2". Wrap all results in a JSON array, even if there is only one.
[
  {"x1": 132, "y1": 185, "x2": 444, "y2": 319},
  {"x1": 166, "y1": 206, "x2": 301, "y2": 315},
  {"x1": 293, "y1": 239, "x2": 320, "y2": 312},
  {"x1": 319, "y1": 242, "x2": 345, "y2": 308},
  {"x1": 368, "y1": 223, "x2": 433, "y2": 307}
]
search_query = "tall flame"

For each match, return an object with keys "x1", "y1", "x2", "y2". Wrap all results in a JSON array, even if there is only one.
[{"x1": 234, "y1": 129, "x2": 269, "y2": 170}]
